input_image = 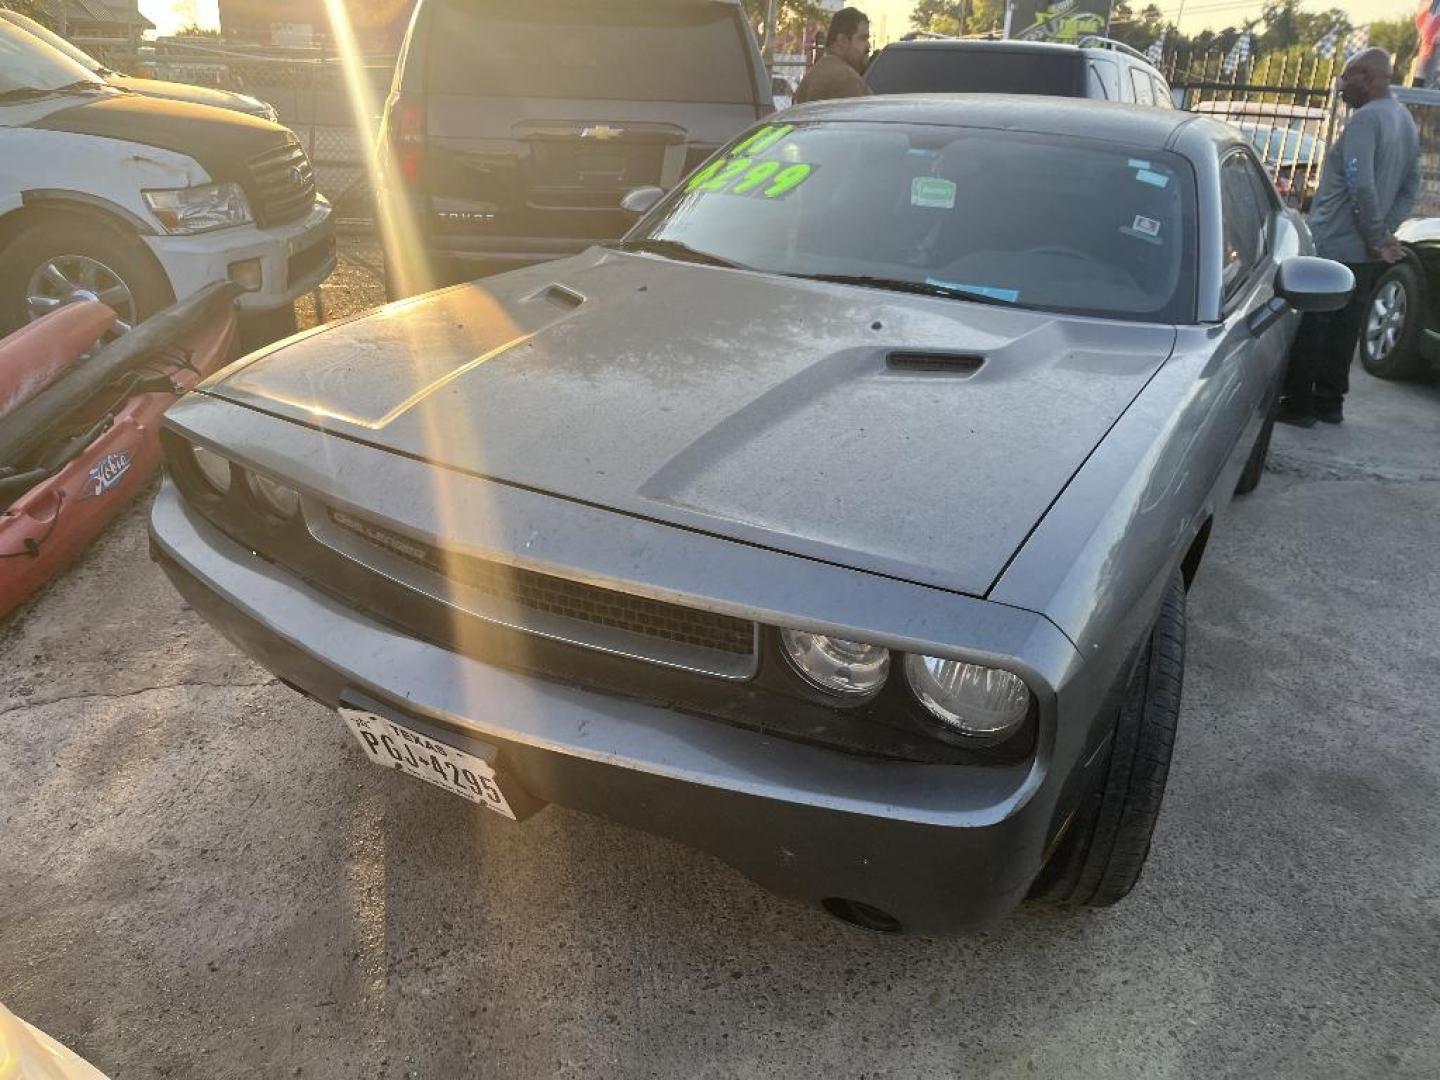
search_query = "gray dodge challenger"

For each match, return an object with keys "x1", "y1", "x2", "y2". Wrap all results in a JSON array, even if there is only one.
[{"x1": 150, "y1": 98, "x2": 1352, "y2": 934}]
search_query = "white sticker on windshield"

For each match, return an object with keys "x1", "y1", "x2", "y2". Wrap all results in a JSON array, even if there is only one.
[
  {"x1": 911, "y1": 177, "x2": 957, "y2": 209},
  {"x1": 1132, "y1": 214, "x2": 1161, "y2": 237}
]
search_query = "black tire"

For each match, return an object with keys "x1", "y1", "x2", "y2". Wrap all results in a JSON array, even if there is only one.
[
  {"x1": 1234, "y1": 408, "x2": 1274, "y2": 495},
  {"x1": 1032, "y1": 572, "x2": 1185, "y2": 907},
  {"x1": 0, "y1": 214, "x2": 173, "y2": 337},
  {"x1": 1359, "y1": 261, "x2": 1424, "y2": 381}
]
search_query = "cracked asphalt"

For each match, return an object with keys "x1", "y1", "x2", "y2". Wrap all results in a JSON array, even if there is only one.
[{"x1": 2, "y1": 365, "x2": 1439, "y2": 1080}]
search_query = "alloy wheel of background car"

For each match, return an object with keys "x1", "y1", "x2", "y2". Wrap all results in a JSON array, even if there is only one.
[
  {"x1": 1029, "y1": 572, "x2": 1186, "y2": 908},
  {"x1": 26, "y1": 255, "x2": 137, "y2": 339},
  {"x1": 1360, "y1": 264, "x2": 1423, "y2": 382},
  {"x1": 0, "y1": 216, "x2": 174, "y2": 341}
]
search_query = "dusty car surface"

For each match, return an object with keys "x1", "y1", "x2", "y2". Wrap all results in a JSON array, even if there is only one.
[{"x1": 150, "y1": 98, "x2": 1352, "y2": 934}]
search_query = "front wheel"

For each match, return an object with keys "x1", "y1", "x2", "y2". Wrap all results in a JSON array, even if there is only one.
[
  {"x1": 1030, "y1": 572, "x2": 1185, "y2": 907},
  {"x1": 0, "y1": 215, "x2": 174, "y2": 339},
  {"x1": 1360, "y1": 262, "x2": 1424, "y2": 381}
]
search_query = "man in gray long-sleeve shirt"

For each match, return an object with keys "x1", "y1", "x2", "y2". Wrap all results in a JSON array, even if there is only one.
[{"x1": 1279, "y1": 48, "x2": 1420, "y2": 427}]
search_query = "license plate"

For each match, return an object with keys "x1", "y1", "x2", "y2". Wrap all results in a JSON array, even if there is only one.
[{"x1": 339, "y1": 708, "x2": 515, "y2": 819}]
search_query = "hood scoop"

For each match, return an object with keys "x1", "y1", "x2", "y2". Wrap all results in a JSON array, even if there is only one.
[{"x1": 887, "y1": 351, "x2": 986, "y2": 375}]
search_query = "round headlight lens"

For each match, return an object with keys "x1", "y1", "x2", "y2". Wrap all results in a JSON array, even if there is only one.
[
  {"x1": 191, "y1": 445, "x2": 232, "y2": 495},
  {"x1": 780, "y1": 629, "x2": 890, "y2": 696},
  {"x1": 904, "y1": 655, "x2": 1031, "y2": 739},
  {"x1": 247, "y1": 472, "x2": 301, "y2": 518}
]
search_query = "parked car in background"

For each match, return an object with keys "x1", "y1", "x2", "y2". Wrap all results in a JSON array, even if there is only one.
[
  {"x1": 0, "y1": 6, "x2": 280, "y2": 120},
  {"x1": 377, "y1": 0, "x2": 772, "y2": 296},
  {"x1": 1234, "y1": 121, "x2": 1325, "y2": 209},
  {"x1": 151, "y1": 98, "x2": 1352, "y2": 935},
  {"x1": 0, "y1": 20, "x2": 334, "y2": 341},
  {"x1": 865, "y1": 36, "x2": 1175, "y2": 108},
  {"x1": 1363, "y1": 86, "x2": 1440, "y2": 382}
]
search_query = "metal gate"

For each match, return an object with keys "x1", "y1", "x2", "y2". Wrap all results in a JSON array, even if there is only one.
[{"x1": 1165, "y1": 49, "x2": 1344, "y2": 208}]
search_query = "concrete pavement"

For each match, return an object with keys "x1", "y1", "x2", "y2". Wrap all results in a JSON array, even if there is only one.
[{"x1": 1, "y1": 365, "x2": 1437, "y2": 1079}]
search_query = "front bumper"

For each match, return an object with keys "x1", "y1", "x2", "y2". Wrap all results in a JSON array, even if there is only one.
[
  {"x1": 144, "y1": 198, "x2": 335, "y2": 311},
  {"x1": 150, "y1": 479, "x2": 1080, "y2": 934}
]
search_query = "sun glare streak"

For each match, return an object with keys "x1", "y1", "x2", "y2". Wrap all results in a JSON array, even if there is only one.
[
  {"x1": 322, "y1": 0, "x2": 534, "y2": 745},
  {"x1": 320, "y1": 0, "x2": 433, "y2": 300}
]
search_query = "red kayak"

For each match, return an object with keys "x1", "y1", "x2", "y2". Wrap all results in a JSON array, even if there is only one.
[{"x1": 0, "y1": 283, "x2": 241, "y2": 621}]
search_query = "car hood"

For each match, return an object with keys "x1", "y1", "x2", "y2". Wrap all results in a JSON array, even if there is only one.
[
  {"x1": 211, "y1": 251, "x2": 1175, "y2": 596},
  {"x1": 108, "y1": 74, "x2": 268, "y2": 116}
]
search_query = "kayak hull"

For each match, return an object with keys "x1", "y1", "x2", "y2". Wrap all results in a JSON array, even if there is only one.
[{"x1": 0, "y1": 300, "x2": 239, "y2": 621}]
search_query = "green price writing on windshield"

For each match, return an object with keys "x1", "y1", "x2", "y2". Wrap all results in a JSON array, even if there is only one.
[{"x1": 684, "y1": 124, "x2": 814, "y2": 199}]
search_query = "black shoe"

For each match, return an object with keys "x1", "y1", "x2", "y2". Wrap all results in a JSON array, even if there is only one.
[
  {"x1": 1316, "y1": 408, "x2": 1343, "y2": 425},
  {"x1": 1275, "y1": 403, "x2": 1317, "y2": 428}
]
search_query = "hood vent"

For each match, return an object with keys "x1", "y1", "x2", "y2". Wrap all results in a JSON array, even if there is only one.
[{"x1": 886, "y1": 351, "x2": 985, "y2": 375}]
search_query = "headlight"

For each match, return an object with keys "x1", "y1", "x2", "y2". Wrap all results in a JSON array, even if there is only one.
[
  {"x1": 143, "y1": 182, "x2": 252, "y2": 234},
  {"x1": 190, "y1": 445, "x2": 233, "y2": 495},
  {"x1": 247, "y1": 472, "x2": 301, "y2": 518},
  {"x1": 242, "y1": 97, "x2": 280, "y2": 123},
  {"x1": 780, "y1": 629, "x2": 889, "y2": 696},
  {"x1": 904, "y1": 655, "x2": 1031, "y2": 740}
]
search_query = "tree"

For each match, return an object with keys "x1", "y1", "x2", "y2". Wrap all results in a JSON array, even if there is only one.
[
  {"x1": 741, "y1": 0, "x2": 826, "y2": 44},
  {"x1": 1108, "y1": 1, "x2": 1169, "y2": 52},
  {"x1": 1370, "y1": 17, "x2": 1420, "y2": 81},
  {"x1": 909, "y1": 0, "x2": 1006, "y2": 37}
]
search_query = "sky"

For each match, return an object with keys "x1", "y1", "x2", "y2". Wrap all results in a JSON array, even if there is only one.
[{"x1": 138, "y1": 0, "x2": 1416, "y2": 41}]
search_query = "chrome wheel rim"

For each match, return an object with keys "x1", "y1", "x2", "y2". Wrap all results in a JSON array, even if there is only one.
[
  {"x1": 25, "y1": 254, "x2": 135, "y2": 336},
  {"x1": 1365, "y1": 279, "x2": 1407, "y2": 363}
]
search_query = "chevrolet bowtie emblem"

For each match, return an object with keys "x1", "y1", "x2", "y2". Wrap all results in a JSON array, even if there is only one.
[{"x1": 580, "y1": 125, "x2": 624, "y2": 141}]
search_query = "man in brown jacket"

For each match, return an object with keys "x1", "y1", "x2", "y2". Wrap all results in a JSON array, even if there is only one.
[{"x1": 794, "y1": 8, "x2": 872, "y2": 104}]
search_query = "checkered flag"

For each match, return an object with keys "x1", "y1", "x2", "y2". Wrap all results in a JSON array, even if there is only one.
[
  {"x1": 1341, "y1": 24, "x2": 1369, "y2": 63},
  {"x1": 1314, "y1": 24, "x2": 1342, "y2": 59},
  {"x1": 1145, "y1": 31, "x2": 1167, "y2": 64},
  {"x1": 1221, "y1": 31, "x2": 1252, "y2": 75}
]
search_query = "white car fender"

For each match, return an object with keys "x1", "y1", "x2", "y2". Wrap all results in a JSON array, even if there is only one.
[{"x1": 0, "y1": 124, "x2": 205, "y2": 234}]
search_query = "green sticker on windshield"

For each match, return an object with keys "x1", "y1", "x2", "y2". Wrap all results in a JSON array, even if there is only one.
[
  {"x1": 684, "y1": 125, "x2": 815, "y2": 200},
  {"x1": 911, "y1": 177, "x2": 956, "y2": 209}
]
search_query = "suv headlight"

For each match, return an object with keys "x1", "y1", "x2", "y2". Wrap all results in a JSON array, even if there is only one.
[
  {"x1": 904, "y1": 655, "x2": 1031, "y2": 740},
  {"x1": 143, "y1": 182, "x2": 253, "y2": 234}
]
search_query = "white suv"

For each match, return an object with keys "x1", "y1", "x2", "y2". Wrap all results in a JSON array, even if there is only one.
[{"x1": 0, "y1": 20, "x2": 333, "y2": 339}]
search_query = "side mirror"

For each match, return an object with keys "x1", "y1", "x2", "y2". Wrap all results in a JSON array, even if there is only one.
[
  {"x1": 620, "y1": 186, "x2": 664, "y2": 216},
  {"x1": 1276, "y1": 256, "x2": 1354, "y2": 313}
]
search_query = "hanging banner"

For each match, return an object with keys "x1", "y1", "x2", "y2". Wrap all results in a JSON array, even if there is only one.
[
  {"x1": 1414, "y1": 1, "x2": 1440, "y2": 87},
  {"x1": 1006, "y1": 0, "x2": 1114, "y2": 43}
]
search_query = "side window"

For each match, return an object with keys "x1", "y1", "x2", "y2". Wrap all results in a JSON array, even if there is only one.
[
  {"x1": 1150, "y1": 74, "x2": 1173, "y2": 109},
  {"x1": 1089, "y1": 58, "x2": 1120, "y2": 101},
  {"x1": 1130, "y1": 67, "x2": 1153, "y2": 106},
  {"x1": 1220, "y1": 152, "x2": 1268, "y2": 299},
  {"x1": 1241, "y1": 153, "x2": 1277, "y2": 256}
]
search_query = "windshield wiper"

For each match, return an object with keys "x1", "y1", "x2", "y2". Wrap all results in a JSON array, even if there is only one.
[
  {"x1": 52, "y1": 79, "x2": 110, "y2": 93},
  {"x1": 0, "y1": 86, "x2": 52, "y2": 102},
  {"x1": 618, "y1": 238, "x2": 746, "y2": 270},
  {"x1": 788, "y1": 273, "x2": 1023, "y2": 307}
]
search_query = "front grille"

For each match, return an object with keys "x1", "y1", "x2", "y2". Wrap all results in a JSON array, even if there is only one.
[
  {"x1": 326, "y1": 508, "x2": 757, "y2": 670},
  {"x1": 247, "y1": 141, "x2": 316, "y2": 227}
]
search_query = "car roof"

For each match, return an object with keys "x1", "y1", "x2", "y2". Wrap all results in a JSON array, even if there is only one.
[
  {"x1": 881, "y1": 39, "x2": 1082, "y2": 57},
  {"x1": 781, "y1": 94, "x2": 1218, "y2": 151}
]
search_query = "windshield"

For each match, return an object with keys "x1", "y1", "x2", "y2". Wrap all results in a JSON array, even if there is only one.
[
  {"x1": 866, "y1": 47, "x2": 1081, "y2": 95},
  {"x1": 0, "y1": 9, "x2": 103, "y2": 72},
  {"x1": 631, "y1": 121, "x2": 1197, "y2": 323},
  {"x1": 425, "y1": 0, "x2": 756, "y2": 104},
  {"x1": 0, "y1": 19, "x2": 102, "y2": 94}
]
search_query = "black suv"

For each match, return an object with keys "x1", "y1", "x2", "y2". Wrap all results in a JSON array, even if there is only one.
[
  {"x1": 866, "y1": 38, "x2": 1175, "y2": 108},
  {"x1": 378, "y1": 0, "x2": 771, "y2": 296}
]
